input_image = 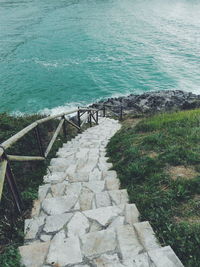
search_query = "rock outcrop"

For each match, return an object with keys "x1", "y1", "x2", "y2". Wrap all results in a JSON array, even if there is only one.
[{"x1": 92, "y1": 90, "x2": 200, "y2": 115}]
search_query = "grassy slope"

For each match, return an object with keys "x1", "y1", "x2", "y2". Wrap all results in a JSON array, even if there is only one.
[
  {"x1": 107, "y1": 109, "x2": 200, "y2": 267},
  {"x1": 0, "y1": 113, "x2": 78, "y2": 267}
]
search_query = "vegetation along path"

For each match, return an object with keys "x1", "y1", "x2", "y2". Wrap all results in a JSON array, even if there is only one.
[
  {"x1": 107, "y1": 110, "x2": 200, "y2": 267},
  {"x1": 18, "y1": 117, "x2": 182, "y2": 266}
]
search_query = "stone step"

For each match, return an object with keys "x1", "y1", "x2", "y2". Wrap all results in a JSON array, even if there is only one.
[
  {"x1": 19, "y1": 224, "x2": 143, "y2": 267},
  {"x1": 48, "y1": 155, "x2": 113, "y2": 174},
  {"x1": 130, "y1": 246, "x2": 184, "y2": 267},
  {"x1": 38, "y1": 180, "x2": 106, "y2": 200},
  {"x1": 38, "y1": 179, "x2": 122, "y2": 202},
  {"x1": 133, "y1": 221, "x2": 161, "y2": 251},
  {"x1": 20, "y1": 224, "x2": 177, "y2": 267},
  {"x1": 24, "y1": 203, "x2": 139, "y2": 243},
  {"x1": 146, "y1": 246, "x2": 184, "y2": 267},
  {"x1": 43, "y1": 166, "x2": 119, "y2": 186},
  {"x1": 37, "y1": 188, "x2": 128, "y2": 216}
]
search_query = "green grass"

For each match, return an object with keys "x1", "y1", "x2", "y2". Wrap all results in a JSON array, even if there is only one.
[
  {"x1": 107, "y1": 109, "x2": 200, "y2": 267},
  {"x1": 0, "y1": 113, "x2": 79, "y2": 267}
]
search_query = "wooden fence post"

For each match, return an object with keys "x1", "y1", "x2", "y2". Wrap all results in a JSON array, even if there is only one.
[
  {"x1": 62, "y1": 116, "x2": 67, "y2": 138},
  {"x1": 120, "y1": 106, "x2": 123, "y2": 121},
  {"x1": 34, "y1": 125, "x2": 45, "y2": 157},
  {"x1": 103, "y1": 106, "x2": 106, "y2": 117}
]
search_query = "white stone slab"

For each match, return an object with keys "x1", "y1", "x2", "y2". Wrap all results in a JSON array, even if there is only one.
[
  {"x1": 19, "y1": 242, "x2": 50, "y2": 267},
  {"x1": 67, "y1": 212, "x2": 90, "y2": 237},
  {"x1": 117, "y1": 225, "x2": 144, "y2": 261},
  {"x1": 149, "y1": 246, "x2": 184, "y2": 267},
  {"x1": 133, "y1": 221, "x2": 160, "y2": 251},
  {"x1": 88, "y1": 168, "x2": 102, "y2": 181},
  {"x1": 81, "y1": 228, "x2": 117, "y2": 258},
  {"x1": 42, "y1": 194, "x2": 78, "y2": 215},
  {"x1": 65, "y1": 182, "x2": 82, "y2": 197},
  {"x1": 93, "y1": 253, "x2": 124, "y2": 267},
  {"x1": 38, "y1": 184, "x2": 50, "y2": 201},
  {"x1": 125, "y1": 203, "x2": 140, "y2": 224},
  {"x1": 43, "y1": 172, "x2": 67, "y2": 184},
  {"x1": 79, "y1": 187, "x2": 94, "y2": 211},
  {"x1": 82, "y1": 180, "x2": 105, "y2": 193},
  {"x1": 109, "y1": 189, "x2": 129, "y2": 205},
  {"x1": 83, "y1": 205, "x2": 124, "y2": 226},
  {"x1": 95, "y1": 191, "x2": 111, "y2": 208},
  {"x1": 46, "y1": 235, "x2": 82, "y2": 266},
  {"x1": 108, "y1": 216, "x2": 125, "y2": 228},
  {"x1": 105, "y1": 176, "x2": 120, "y2": 190},
  {"x1": 130, "y1": 252, "x2": 155, "y2": 267},
  {"x1": 51, "y1": 181, "x2": 68, "y2": 197},
  {"x1": 103, "y1": 169, "x2": 117, "y2": 178},
  {"x1": 24, "y1": 216, "x2": 45, "y2": 240},
  {"x1": 44, "y1": 213, "x2": 73, "y2": 233},
  {"x1": 40, "y1": 234, "x2": 52, "y2": 242}
]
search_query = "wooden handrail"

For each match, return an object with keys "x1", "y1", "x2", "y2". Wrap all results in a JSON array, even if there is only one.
[
  {"x1": 0, "y1": 106, "x2": 100, "y2": 212},
  {"x1": 0, "y1": 108, "x2": 100, "y2": 157},
  {"x1": 7, "y1": 155, "x2": 45, "y2": 161}
]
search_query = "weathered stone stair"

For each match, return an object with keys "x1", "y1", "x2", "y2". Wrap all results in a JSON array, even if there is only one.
[{"x1": 19, "y1": 117, "x2": 183, "y2": 267}]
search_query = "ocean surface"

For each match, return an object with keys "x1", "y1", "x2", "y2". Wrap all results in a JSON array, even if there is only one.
[{"x1": 1, "y1": 0, "x2": 200, "y2": 115}]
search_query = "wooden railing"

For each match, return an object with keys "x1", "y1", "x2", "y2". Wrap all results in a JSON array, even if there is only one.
[
  {"x1": 0, "y1": 107, "x2": 100, "y2": 213},
  {"x1": 94, "y1": 104, "x2": 123, "y2": 120}
]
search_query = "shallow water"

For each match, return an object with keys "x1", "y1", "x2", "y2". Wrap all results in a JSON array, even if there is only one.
[{"x1": 1, "y1": 0, "x2": 200, "y2": 114}]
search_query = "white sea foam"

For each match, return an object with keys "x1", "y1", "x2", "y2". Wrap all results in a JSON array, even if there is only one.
[
  {"x1": 39, "y1": 101, "x2": 92, "y2": 117},
  {"x1": 10, "y1": 89, "x2": 150, "y2": 118}
]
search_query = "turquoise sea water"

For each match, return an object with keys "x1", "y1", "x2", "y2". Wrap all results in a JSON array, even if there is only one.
[{"x1": 1, "y1": 0, "x2": 200, "y2": 114}]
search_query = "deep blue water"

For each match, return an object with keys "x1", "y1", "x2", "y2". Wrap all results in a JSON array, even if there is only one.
[{"x1": 1, "y1": 0, "x2": 200, "y2": 115}]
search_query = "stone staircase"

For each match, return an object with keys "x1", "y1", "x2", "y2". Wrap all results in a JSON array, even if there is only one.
[{"x1": 19, "y1": 117, "x2": 183, "y2": 267}]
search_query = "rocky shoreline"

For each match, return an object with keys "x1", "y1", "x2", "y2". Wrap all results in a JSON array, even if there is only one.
[{"x1": 91, "y1": 90, "x2": 200, "y2": 116}]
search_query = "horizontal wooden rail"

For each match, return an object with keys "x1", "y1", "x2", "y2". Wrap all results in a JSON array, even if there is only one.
[{"x1": 7, "y1": 155, "x2": 45, "y2": 161}]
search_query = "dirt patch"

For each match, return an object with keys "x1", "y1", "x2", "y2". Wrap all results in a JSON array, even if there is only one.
[
  {"x1": 140, "y1": 150, "x2": 159, "y2": 158},
  {"x1": 174, "y1": 215, "x2": 200, "y2": 224},
  {"x1": 123, "y1": 118, "x2": 142, "y2": 128},
  {"x1": 174, "y1": 195, "x2": 200, "y2": 223},
  {"x1": 148, "y1": 151, "x2": 159, "y2": 159},
  {"x1": 167, "y1": 165, "x2": 199, "y2": 180}
]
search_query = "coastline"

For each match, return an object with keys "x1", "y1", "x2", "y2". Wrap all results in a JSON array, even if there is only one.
[{"x1": 92, "y1": 90, "x2": 200, "y2": 115}]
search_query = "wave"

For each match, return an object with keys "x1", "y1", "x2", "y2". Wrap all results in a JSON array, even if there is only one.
[
  {"x1": 39, "y1": 101, "x2": 90, "y2": 117},
  {"x1": 10, "y1": 86, "x2": 170, "y2": 118},
  {"x1": 19, "y1": 54, "x2": 138, "y2": 69}
]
